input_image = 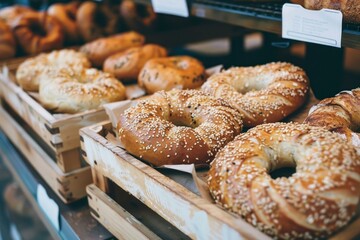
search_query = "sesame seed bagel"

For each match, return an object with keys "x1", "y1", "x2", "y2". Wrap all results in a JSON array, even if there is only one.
[
  {"x1": 305, "y1": 88, "x2": 360, "y2": 149},
  {"x1": 16, "y1": 49, "x2": 91, "y2": 92},
  {"x1": 208, "y1": 122, "x2": 360, "y2": 239},
  {"x1": 117, "y1": 89, "x2": 243, "y2": 166},
  {"x1": 201, "y1": 62, "x2": 309, "y2": 127},
  {"x1": 138, "y1": 56, "x2": 206, "y2": 94},
  {"x1": 39, "y1": 68, "x2": 126, "y2": 113}
]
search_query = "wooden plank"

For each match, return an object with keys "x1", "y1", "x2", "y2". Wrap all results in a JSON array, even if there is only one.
[
  {"x1": 2, "y1": 100, "x2": 83, "y2": 173},
  {"x1": 87, "y1": 184, "x2": 161, "y2": 240},
  {"x1": 80, "y1": 123, "x2": 269, "y2": 240},
  {"x1": 56, "y1": 148, "x2": 82, "y2": 173},
  {"x1": 0, "y1": 106, "x2": 92, "y2": 203}
]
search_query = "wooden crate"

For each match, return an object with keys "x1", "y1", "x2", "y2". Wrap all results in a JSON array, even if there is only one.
[
  {"x1": 0, "y1": 105, "x2": 92, "y2": 203},
  {"x1": 80, "y1": 121, "x2": 269, "y2": 239},
  {"x1": 0, "y1": 69, "x2": 108, "y2": 173},
  {"x1": 79, "y1": 92, "x2": 360, "y2": 239}
]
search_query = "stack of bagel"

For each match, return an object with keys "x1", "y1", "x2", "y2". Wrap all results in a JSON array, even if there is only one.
[
  {"x1": 6, "y1": 6, "x2": 359, "y2": 238},
  {"x1": 0, "y1": 0, "x2": 158, "y2": 59}
]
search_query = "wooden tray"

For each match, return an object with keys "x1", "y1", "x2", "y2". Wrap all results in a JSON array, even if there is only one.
[
  {"x1": 79, "y1": 92, "x2": 360, "y2": 239},
  {"x1": 80, "y1": 121, "x2": 269, "y2": 239},
  {"x1": 0, "y1": 69, "x2": 108, "y2": 173},
  {"x1": 0, "y1": 105, "x2": 92, "y2": 203}
]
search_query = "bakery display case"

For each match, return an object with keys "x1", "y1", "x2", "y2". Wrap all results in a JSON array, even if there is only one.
[{"x1": 0, "y1": 0, "x2": 359, "y2": 239}]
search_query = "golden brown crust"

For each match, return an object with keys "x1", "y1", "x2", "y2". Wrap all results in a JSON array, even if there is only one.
[
  {"x1": 16, "y1": 49, "x2": 91, "y2": 91},
  {"x1": 76, "y1": 1, "x2": 119, "y2": 42},
  {"x1": 0, "y1": 20, "x2": 16, "y2": 60},
  {"x1": 103, "y1": 44, "x2": 167, "y2": 82},
  {"x1": 117, "y1": 89, "x2": 243, "y2": 166},
  {"x1": 208, "y1": 122, "x2": 360, "y2": 239},
  {"x1": 11, "y1": 12, "x2": 64, "y2": 55},
  {"x1": 305, "y1": 88, "x2": 360, "y2": 148},
  {"x1": 138, "y1": 56, "x2": 206, "y2": 94},
  {"x1": 305, "y1": 0, "x2": 360, "y2": 23},
  {"x1": 0, "y1": 5, "x2": 34, "y2": 25},
  {"x1": 48, "y1": 2, "x2": 81, "y2": 43},
  {"x1": 80, "y1": 31, "x2": 145, "y2": 67},
  {"x1": 39, "y1": 67, "x2": 126, "y2": 113},
  {"x1": 120, "y1": 0, "x2": 157, "y2": 32},
  {"x1": 201, "y1": 62, "x2": 309, "y2": 127}
]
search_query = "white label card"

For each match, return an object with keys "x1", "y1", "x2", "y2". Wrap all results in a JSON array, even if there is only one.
[
  {"x1": 37, "y1": 184, "x2": 60, "y2": 231},
  {"x1": 151, "y1": 0, "x2": 189, "y2": 17},
  {"x1": 282, "y1": 3, "x2": 342, "y2": 48}
]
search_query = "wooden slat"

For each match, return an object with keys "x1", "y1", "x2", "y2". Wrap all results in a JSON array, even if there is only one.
[
  {"x1": 87, "y1": 184, "x2": 161, "y2": 240},
  {"x1": 80, "y1": 122, "x2": 269, "y2": 240},
  {"x1": 2, "y1": 100, "x2": 83, "y2": 173},
  {"x1": 0, "y1": 106, "x2": 92, "y2": 203}
]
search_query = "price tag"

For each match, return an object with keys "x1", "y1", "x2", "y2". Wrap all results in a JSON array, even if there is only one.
[
  {"x1": 151, "y1": 0, "x2": 189, "y2": 17},
  {"x1": 37, "y1": 184, "x2": 60, "y2": 231},
  {"x1": 282, "y1": 4, "x2": 342, "y2": 48}
]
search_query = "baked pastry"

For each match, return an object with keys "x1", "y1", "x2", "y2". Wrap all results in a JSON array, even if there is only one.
[
  {"x1": 0, "y1": 20, "x2": 16, "y2": 60},
  {"x1": 0, "y1": 5, "x2": 34, "y2": 24},
  {"x1": 11, "y1": 12, "x2": 64, "y2": 55},
  {"x1": 80, "y1": 31, "x2": 145, "y2": 67},
  {"x1": 39, "y1": 67, "x2": 126, "y2": 113},
  {"x1": 305, "y1": 88, "x2": 360, "y2": 148},
  {"x1": 16, "y1": 49, "x2": 91, "y2": 91},
  {"x1": 117, "y1": 89, "x2": 243, "y2": 166},
  {"x1": 120, "y1": 0, "x2": 157, "y2": 32},
  {"x1": 76, "y1": 1, "x2": 119, "y2": 42},
  {"x1": 138, "y1": 56, "x2": 206, "y2": 94},
  {"x1": 304, "y1": 0, "x2": 360, "y2": 23},
  {"x1": 103, "y1": 44, "x2": 167, "y2": 82},
  {"x1": 201, "y1": 62, "x2": 309, "y2": 127},
  {"x1": 48, "y1": 1, "x2": 81, "y2": 43},
  {"x1": 208, "y1": 122, "x2": 360, "y2": 239}
]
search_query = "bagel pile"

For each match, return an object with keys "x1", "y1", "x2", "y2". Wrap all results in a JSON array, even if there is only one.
[
  {"x1": 5, "y1": 3, "x2": 359, "y2": 237},
  {"x1": 0, "y1": 1, "x2": 158, "y2": 59}
]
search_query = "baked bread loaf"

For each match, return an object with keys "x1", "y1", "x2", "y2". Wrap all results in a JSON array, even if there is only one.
[
  {"x1": 39, "y1": 68, "x2": 126, "y2": 113},
  {"x1": 209, "y1": 122, "x2": 360, "y2": 239},
  {"x1": 0, "y1": 20, "x2": 16, "y2": 60},
  {"x1": 80, "y1": 31, "x2": 145, "y2": 67},
  {"x1": 0, "y1": 5, "x2": 34, "y2": 24},
  {"x1": 16, "y1": 49, "x2": 91, "y2": 92},
  {"x1": 305, "y1": 88, "x2": 360, "y2": 148},
  {"x1": 103, "y1": 44, "x2": 167, "y2": 82},
  {"x1": 117, "y1": 89, "x2": 243, "y2": 166},
  {"x1": 201, "y1": 62, "x2": 309, "y2": 127},
  {"x1": 304, "y1": 0, "x2": 360, "y2": 23},
  {"x1": 138, "y1": 56, "x2": 206, "y2": 94},
  {"x1": 48, "y1": 2, "x2": 81, "y2": 43},
  {"x1": 11, "y1": 12, "x2": 64, "y2": 55},
  {"x1": 76, "y1": 1, "x2": 119, "y2": 42},
  {"x1": 120, "y1": 0, "x2": 157, "y2": 32}
]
